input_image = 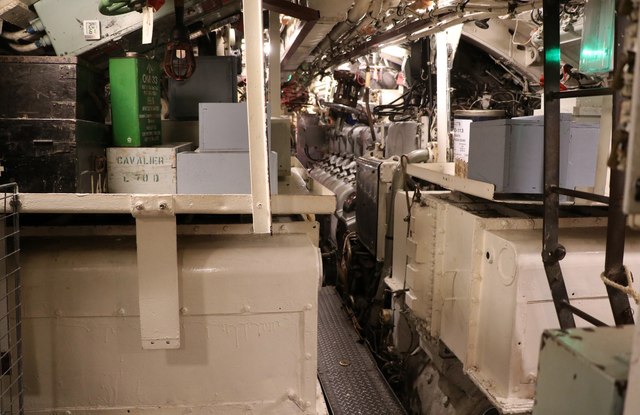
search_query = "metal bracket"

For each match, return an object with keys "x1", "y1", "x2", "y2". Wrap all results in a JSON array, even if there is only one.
[{"x1": 131, "y1": 195, "x2": 180, "y2": 350}]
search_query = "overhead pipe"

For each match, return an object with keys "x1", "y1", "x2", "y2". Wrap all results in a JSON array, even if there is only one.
[
  {"x1": 314, "y1": 0, "x2": 372, "y2": 56},
  {"x1": 342, "y1": 0, "x2": 385, "y2": 42}
]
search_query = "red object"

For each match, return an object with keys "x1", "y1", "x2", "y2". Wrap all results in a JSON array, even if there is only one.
[
  {"x1": 539, "y1": 74, "x2": 567, "y2": 90},
  {"x1": 147, "y1": 0, "x2": 165, "y2": 11}
]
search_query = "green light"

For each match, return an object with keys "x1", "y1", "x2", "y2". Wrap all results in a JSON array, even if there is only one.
[
  {"x1": 579, "y1": 0, "x2": 615, "y2": 74},
  {"x1": 545, "y1": 47, "x2": 561, "y2": 64},
  {"x1": 581, "y1": 49, "x2": 608, "y2": 58}
]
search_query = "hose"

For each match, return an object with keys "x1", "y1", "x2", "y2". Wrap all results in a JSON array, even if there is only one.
[
  {"x1": 99, "y1": 0, "x2": 141, "y2": 15},
  {"x1": 8, "y1": 35, "x2": 52, "y2": 53},
  {"x1": 1, "y1": 18, "x2": 45, "y2": 41}
]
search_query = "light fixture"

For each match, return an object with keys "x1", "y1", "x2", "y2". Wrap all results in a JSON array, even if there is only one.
[{"x1": 163, "y1": 0, "x2": 196, "y2": 80}]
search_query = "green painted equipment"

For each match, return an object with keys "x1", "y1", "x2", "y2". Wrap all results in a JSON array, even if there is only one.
[{"x1": 109, "y1": 56, "x2": 162, "y2": 147}]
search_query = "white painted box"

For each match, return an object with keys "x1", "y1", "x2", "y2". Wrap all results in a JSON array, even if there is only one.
[{"x1": 107, "y1": 142, "x2": 192, "y2": 193}]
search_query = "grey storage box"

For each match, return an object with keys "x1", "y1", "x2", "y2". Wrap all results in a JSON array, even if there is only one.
[
  {"x1": 177, "y1": 151, "x2": 278, "y2": 194},
  {"x1": 468, "y1": 115, "x2": 600, "y2": 194},
  {"x1": 199, "y1": 103, "x2": 250, "y2": 152},
  {"x1": 107, "y1": 142, "x2": 192, "y2": 194}
]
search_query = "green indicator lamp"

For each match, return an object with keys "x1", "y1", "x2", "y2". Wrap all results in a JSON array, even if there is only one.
[
  {"x1": 579, "y1": 0, "x2": 615, "y2": 74},
  {"x1": 545, "y1": 47, "x2": 561, "y2": 64}
]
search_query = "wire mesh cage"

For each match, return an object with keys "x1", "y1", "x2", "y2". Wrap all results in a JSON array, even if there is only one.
[{"x1": 0, "y1": 184, "x2": 22, "y2": 413}]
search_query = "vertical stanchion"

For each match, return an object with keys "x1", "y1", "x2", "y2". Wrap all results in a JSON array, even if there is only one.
[{"x1": 243, "y1": 0, "x2": 273, "y2": 234}]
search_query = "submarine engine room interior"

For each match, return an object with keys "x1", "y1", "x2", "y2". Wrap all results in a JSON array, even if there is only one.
[{"x1": 0, "y1": 0, "x2": 639, "y2": 414}]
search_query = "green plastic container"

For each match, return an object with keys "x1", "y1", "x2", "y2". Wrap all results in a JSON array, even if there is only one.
[{"x1": 109, "y1": 56, "x2": 162, "y2": 147}]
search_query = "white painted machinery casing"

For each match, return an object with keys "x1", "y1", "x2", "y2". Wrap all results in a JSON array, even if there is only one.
[
  {"x1": 388, "y1": 193, "x2": 640, "y2": 413},
  {"x1": 21, "y1": 233, "x2": 320, "y2": 414}
]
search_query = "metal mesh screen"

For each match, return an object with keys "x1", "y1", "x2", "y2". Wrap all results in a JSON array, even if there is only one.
[{"x1": 0, "y1": 184, "x2": 22, "y2": 413}]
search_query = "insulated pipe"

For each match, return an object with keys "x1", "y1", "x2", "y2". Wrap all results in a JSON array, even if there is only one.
[
  {"x1": 343, "y1": 0, "x2": 384, "y2": 42},
  {"x1": 8, "y1": 34, "x2": 51, "y2": 53},
  {"x1": 314, "y1": 0, "x2": 372, "y2": 55},
  {"x1": 1, "y1": 18, "x2": 45, "y2": 41}
]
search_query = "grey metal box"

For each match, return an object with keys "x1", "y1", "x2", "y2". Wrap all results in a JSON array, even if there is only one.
[
  {"x1": 169, "y1": 56, "x2": 238, "y2": 120},
  {"x1": 533, "y1": 326, "x2": 632, "y2": 415},
  {"x1": 176, "y1": 151, "x2": 278, "y2": 194},
  {"x1": 34, "y1": 0, "x2": 177, "y2": 57},
  {"x1": 468, "y1": 115, "x2": 600, "y2": 194},
  {"x1": 199, "y1": 103, "x2": 249, "y2": 152},
  {"x1": 271, "y1": 117, "x2": 292, "y2": 177}
]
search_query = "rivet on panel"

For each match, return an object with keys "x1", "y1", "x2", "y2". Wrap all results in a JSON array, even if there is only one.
[
  {"x1": 135, "y1": 203, "x2": 144, "y2": 211},
  {"x1": 287, "y1": 389, "x2": 298, "y2": 400},
  {"x1": 305, "y1": 353, "x2": 312, "y2": 360},
  {"x1": 256, "y1": 202, "x2": 263, "y2": 209},
  {"x1": 304, "y1": 304, "x2": 313, "y2": 310},
  {"x1": 180, "y1": 307, "x2": 189, "y2": 315},
  {"x1": 280, "y1": 225, "x2": 287, "y2": 231},
  {"x1": 242, "y1": 305, "x2": 251, "y2": 313},
  {"x1": 117, "y1": 308, "x2": 126, "y2": 316},
  {"x1": 223, "y1": 225, "x2": 230, "y2": 232},
  {"x1": 54, "y1": 309, "x2": 63, "y2": 317}
]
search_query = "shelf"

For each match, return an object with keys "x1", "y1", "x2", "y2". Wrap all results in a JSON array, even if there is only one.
[
  {"x1": 12, "y1": 169, "x2": 336, "y2": 215},
  {"x1": 406, "y1": 162, "x2": 496, "y2": 200}
]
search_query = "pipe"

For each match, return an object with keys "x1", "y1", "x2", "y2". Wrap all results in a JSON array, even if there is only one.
[
  {"x1": 343, "y1": 0, "x2": 385, "y2": 42},
  {"x1": 8, "y1": 35, "x2": 51, "y2": 53},
  {"x1": 1, "y1": 18, "x2": 45, "y2": 41},
  {"x1": 314, "y1": 0, "x2": 372, "y2": 55}
]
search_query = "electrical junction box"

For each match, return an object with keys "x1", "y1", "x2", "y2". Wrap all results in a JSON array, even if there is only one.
[
  {"x1": 533, "y1": 326, "x2": 633, "y2": 415},
  {"x1": 468, "y1": 114, "x2": 600, "y2": 194},
  {"x1": 176, "y1": 151, "x2": 278, "y2": 195},
  {"x1": 33, "y1": 0, "x2": 179, "y2": 56},
  {"x1": 107, "y1": 142, "x2": 192, "y2": 194},
  {"x1": 109, "y1": 57, "x2": 162, "y2": 147}
]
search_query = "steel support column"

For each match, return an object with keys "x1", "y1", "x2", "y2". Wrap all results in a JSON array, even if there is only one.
[
  {"x1": 542, "y1": 0, "x2": 575, "y2": 329},
  {"x1": 604, "y1": 6, "x2": 634, "y2": 325}
]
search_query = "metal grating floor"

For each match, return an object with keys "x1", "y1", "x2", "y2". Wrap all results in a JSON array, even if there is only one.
[{"x1": 318, "y1": 287, "x2": 406, "y2": 415}]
